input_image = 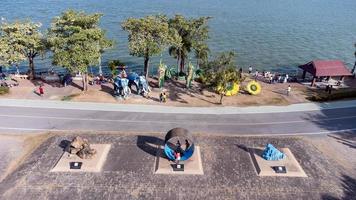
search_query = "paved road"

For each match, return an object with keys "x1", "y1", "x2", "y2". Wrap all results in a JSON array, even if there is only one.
[{"x1": 0, "y1": 104, "x2": 355, "y2": 135}]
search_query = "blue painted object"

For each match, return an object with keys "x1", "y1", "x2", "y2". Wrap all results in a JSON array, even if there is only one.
[
  {"x1": 164, "y1": 143, "x2": 194, "y2": 161},
  {"x1": 127, "y1": 72, "x2": 150, "y2": 97},
  {"x1": 114, "y1": 77, "x2": 131, "y2": 99},
  {"x1": 262, "y1": 143, "x2": 285, "y2": 161}
]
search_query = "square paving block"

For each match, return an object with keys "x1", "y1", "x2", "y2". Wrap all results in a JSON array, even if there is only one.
[
  {"x1": 249, "y1": 147, "x2": 307, "y2": 177},
  {"x1": 51, "y1": 144, "x2": 111, "y2": 172},
  {"x1": 154, "y1": 146, "x2": 204, "y2": 175}
]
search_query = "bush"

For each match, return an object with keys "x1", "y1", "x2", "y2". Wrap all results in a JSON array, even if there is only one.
[
  {"x1": 307, "y1": 89, "x2": 356, "y2": 102},
  {"x1": 0, "y1": 86, "x2": 9, "y2": 95},
  {"x1": 108, "y1": 59, "x2": 126, "y2": 76}
]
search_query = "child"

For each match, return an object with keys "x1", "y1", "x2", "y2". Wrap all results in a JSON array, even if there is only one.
[
  {"x1": 39, "y1": 85, "x2": 44, "y2": 97},
  {"x1": 159, "y1": 92, "x2": 167, "y2": 103},
  {"x1": 287, "y1": 85, "x2": 291, "y2": 96},
  {"x1": 174, "y1": 151, "x2": 181, "y2": 164}
]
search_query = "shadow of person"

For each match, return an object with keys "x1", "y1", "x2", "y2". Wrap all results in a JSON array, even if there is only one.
[
  {"x1": 136, "y1": 135, "x2": 167, "y2": 159},
  {"x1": 33, "y1": 90, "x2": 41, "y2": 96}
]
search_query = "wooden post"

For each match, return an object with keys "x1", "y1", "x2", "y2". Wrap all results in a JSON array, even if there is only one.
[{"x1": 311, "y1": 76, "x2": 316, "y2": 87}]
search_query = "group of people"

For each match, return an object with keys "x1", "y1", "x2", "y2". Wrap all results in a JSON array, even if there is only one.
[
  {"x1": 248, "y1": 66, "x2": 290, "y2": 84},
  {"x1": 325, "y1": 84, "x2": 333, "y2": 94},
  {"x1": 173, "y1": 139, "x2": 190, "y2": 163},
  {"x1": 0, "y1": 73, "x2": 20, "y2": 87}
]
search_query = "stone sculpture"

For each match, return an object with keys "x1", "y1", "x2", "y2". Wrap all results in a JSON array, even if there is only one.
[
  {"x1": 67, "y1": 136, "x2": 97, "y2": 159},
  {"x1": 262, "y1": 143, "x2": 285, "y2": 161}
]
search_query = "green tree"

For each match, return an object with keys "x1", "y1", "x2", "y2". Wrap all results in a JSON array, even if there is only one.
[
  {"x1": 108, "y1": 59, "x2": 125, "y2": 76},
  {"x1": 122, "y1": 15, "x2": 178, "y2": 79},
  {"x1": 168, "y1": 15, "x2": 210, "y2": 73},
  {"x1": 0, "y1": 20, "x2": 45, "y2": 79},
  {"x1": 352, "y1": 43, "x2": 356, "y2": 74},
  {"x1": 201, "y1": 51, "x2": 241, "y2": 104},
  {"x1": 47, "y1": 10, "x2": 113, "y2": 91},
  {"x1": 0, "y1": 38, "x2": 13, "y2": 67}
]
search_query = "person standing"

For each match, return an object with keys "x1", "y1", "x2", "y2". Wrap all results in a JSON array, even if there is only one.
[
  {"x1": 287, "y1": 85, "x2": 291, "y2": 96},
  {"x1": 248, "y1": 66, "x2": 253, "y2": 74},
  {"x1": 329, "y1": 85, "x2": 333, "y2": 94},
  {"x1": 254, "y1": 70, "x2": 259, "y2": 81},
  {"x1": 174, "y1": 151, "x2": 181, "y2": 164},
  {"x1": 185, "y1": 139, "x2": 190, "y2": 150}
]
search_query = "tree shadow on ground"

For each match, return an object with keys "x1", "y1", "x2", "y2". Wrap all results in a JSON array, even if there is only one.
[
  {"x1": 70, "y1": 81, "x2": 83, "y2": 91},
  {"x1": 136, "y1": 135, "x2": 166, "y2": 159},
  {"x1": 302, "y1": 107, "x2": 356, "y2": 135},
  {"x1": 321, "y1": 174, "x2": 356, "y2": 200},
  {"x1": 147, "y1": 95, "x2": 160, "y2": 102},
  {"x1": 327, "y1": 134, "x2": 356, "y2": 149},
  {"x1": 272, "y1": 90, "x2": 287, "y2": 96},
  {"x1": 30, "y1": 78, "x2": 62, "y2": 88},
  {"x1": 100, "y1": 84, "x2": 115, "y2": 96}
]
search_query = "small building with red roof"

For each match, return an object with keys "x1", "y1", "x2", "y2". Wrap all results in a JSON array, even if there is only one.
[{"x1": 298, "y1": 60, "x2": 352, "y2": 86}]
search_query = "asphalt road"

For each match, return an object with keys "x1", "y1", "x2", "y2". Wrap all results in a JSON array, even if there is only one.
[{"x1": 0, "y1": 105, "x2": 355, "y2": 135}]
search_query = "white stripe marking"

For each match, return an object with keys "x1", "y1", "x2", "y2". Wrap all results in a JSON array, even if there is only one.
[{"x1": 0, "y1": 114, "x2": 355, "y2": 126}]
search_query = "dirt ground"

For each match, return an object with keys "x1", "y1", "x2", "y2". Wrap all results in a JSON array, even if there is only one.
[{"x1": 2, "y1": 75, "x2": 356, "y2": 107}]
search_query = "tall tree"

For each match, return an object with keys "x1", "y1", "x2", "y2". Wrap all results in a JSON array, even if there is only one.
[
  {"x1": 194, "y1": 43, "x2": 209, "y2": 68},
  {"x1": 122, "y1": 15, "x2": 179, "y2": 79},
  {"x1": 352, "y1": 43, "x2": 356, "y2": 74},
  {"x1": 0, "y1": 20, "x2": 45, "y2": 79},
  {"x1": 168, "y1": 15, "x2": 210, "y2": 73},
  {"x1": 47, "y1": 10, "x2": 113, "y2": 91}
]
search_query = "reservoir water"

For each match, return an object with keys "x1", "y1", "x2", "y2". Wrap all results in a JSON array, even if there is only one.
[{"x1": 1, "y1": 0, "x2": 356, "y2": 75}]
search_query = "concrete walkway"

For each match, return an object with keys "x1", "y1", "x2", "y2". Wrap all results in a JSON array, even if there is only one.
[{"x1": 0, "y1": 98, "x2": 356, "y2": 114}]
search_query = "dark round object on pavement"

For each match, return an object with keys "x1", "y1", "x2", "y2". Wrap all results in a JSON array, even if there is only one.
[{"x1": 164, "y1": 128, "x2": 195, "y2": 161}]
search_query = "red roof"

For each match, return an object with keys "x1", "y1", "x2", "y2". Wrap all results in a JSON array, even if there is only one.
[{"x1": 299, "y1": 60, "x2": 352, "y2": 77}]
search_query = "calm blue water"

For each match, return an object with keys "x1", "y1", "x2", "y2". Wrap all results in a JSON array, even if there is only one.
[{"x1": 1, "y1": 0, "x2": 356, "y2": 75}]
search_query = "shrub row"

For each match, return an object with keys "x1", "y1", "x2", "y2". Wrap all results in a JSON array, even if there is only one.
[
  {"x1": 307, "y1": 90, "x2": 356, "y2": 102},
  {"x1": 0, "y1": 86, "x2": 9, "y2": 95}
]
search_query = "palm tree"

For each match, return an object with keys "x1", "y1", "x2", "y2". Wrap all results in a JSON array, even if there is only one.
[
  {"x1": 168, "y1": 15, "x2": 210, "y2": 74},
  {"x1": 352, "y1": 43, "x2": 356, "y2": 75},
  {"x1": 194, "y1": 43, "x2": 210, "y2": 68}
]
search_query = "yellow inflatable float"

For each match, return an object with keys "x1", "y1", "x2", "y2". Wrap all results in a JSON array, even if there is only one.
[
  {"x1": 246, "y1": 81, "x2": 261, "y2": 95},
  {"x1": 217, "y1": 82, "x2": 240, "y2": 96}
]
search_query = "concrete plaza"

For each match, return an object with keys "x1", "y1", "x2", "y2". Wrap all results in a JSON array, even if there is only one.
[{"x1": 0, "y1": 133, "x2": 355, "y2": 199}]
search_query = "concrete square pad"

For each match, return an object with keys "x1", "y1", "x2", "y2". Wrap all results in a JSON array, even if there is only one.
[
  {"x1": 51, "y1": 144, "x2": 111, "y2": 172},
  {"x1": 155, "y1": 146, "x2": 204, "y2": 175},
  {"x1": 249, "y1": 147, "x2": 307, "y2": 177}
]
